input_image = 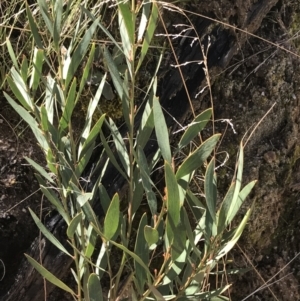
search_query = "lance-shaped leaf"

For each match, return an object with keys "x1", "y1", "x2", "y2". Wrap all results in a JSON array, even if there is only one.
[
  {"x1": 153, "y1": 97, "x2": 171, "y2": 164},
  {"x1": 178, "y1": 108, "x2": 212, "y2": 150},
  {"x1": 117, "y1": 0, "x2": 134, "y2": 75},
  {"x1": 53, "y1": 0, "x2": 63, "y2": 51},
  {"x1": 59, "y1": 78, "x2": 76, "y2": 133},
  {"x1": 26, "y1": 4, "x2": 44, "y2": 48},
  {"x1": 104, "y1": 193, "x2": 120, "y2": 240},
  {"x1": 78, "y1": 75, "x2": 106, "y2": 157},
  {"x1": 28, "y1": 208, "x2": 72, "y2": 257},
  {"x1": 134, "y1": 213, "x2": 149, "y2": 294},
  {"x1": 92, "y1": 225, "x2": 153, "y2": 279},
  {"x1": 176, "y1": 134, "x2": 221, "y2": 179},
  {"x1": 64, "y1": 17, "x2": 99, "y2": 88},
  {"x1": 216, "y1": 202, "x2": 255, "y2": 260},
  {"x1": 204, "y1": 158, "x2": 217, "y2": 222},
  {"x1": 137, "y1": 146, "x2": 157, "y2": 216},
  {"x1": 8, "y1": 67, "x2": 33, "y2": 111},
  {"x1": 109, "y1": 118, "x2": 130, "y2": 176},
  {"x1": 102, "y1": 46, "x2": 127, "y2": 103},
  {"x1": 20, "y1": 55, "x2": 28, "y2": 83},
  {"x1": 25, "y1": 157, "x2": 54, "y2": 184},
  {"x1": 30, "y1": 48, "x2": 44, "y2": 92},
  {"x1": 5, "y1": 93, "x2": 48, "y2": 151},
  {"x1": 37, "y1": 0, "x2": 53, "y2": 36},
  {"x1": 25, "y1": 255, "x2": 75, "y2": 294},
  {"x1": 6, "y1": 38, "x2": 19, "y2": 69},
  {"x1": 165, "y1": 161, "x2": 180, "y2": 227},
  {"x1": 136, "y1": 2, "x2": 159, "y2": 73}
]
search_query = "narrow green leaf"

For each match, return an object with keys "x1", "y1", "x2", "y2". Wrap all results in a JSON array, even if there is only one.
[
  {"x1": 79, "y1": 75, "x2": 106, "y2": 157},
  {"x1": 137, "y1": 99, "x2": 154, "y2": 149},
  {"x1": 98, "y1": 184, "x2": 111, "y2": 214},
  {"x1": 26, "y1": 3, "x2": 44, "y2": 48},
  {"x1": 134, "y1": 213, "x2": 149, "y2": 294},
  {"x1": 28, "y1": 208, "x2": 72, "y2": 257},
  {"x1": 67, "y1": 212, "x2": 82, "y2": 239},
  {"x1": 136, "y1": 2, "x2": 159, "y2": 73},
  {"x1": 137, "y1": 146, "x2": 157, "y2": 215},
  {"x1": 25, "y1": 157, "x2": 54, "y2": 183},
  {"x1": 71, "y1": 185, "x2": 100, "y2": 228},
  {"x1": 59, "y1": 78, "x2": 76, "y2": 133},
  {"x1": 39, "y1": 184, "x2": 69, "y2": 223},
  {"x1": 100, "y1": 131, "x2": 128, "y2": 180},
  {"x1": 88, "y1": 273, "x2": 103, "y2": 301},
  {"x1": 45, "y1": 76, "x2": 55, "y2": 124},
  {"x1": 117, "y1": 0, "x2": 134, "y2": 74},
  {"x1": 217, "y1": 182, "x2": 235, "y2": 234},
  {"x1": 178, "y1": 108, "x2": 212, "y2": 150},
  {"x1": 216, "y1": 203, "x2": 254, "y2": 260},
  {"x1": 165, "y1": 161, "x2": 180, "y2": 227},
  {"x1": 6, "y1": 38, "x2": 19, "y2": 69},
  {"x1": 9, "y1": 67, "x2": 33, "y2": 110},
  {"x1": 20, "y1": 55, "x2": 29, "y2": 82},
  {"x1": 225, "y1": 143, "x2": 244, "y2": 226},
  {"x1": 144, "y1": 225, "x2": 159, "y2": 246},
  {"x1": 104, "y1": 193, "x2": 120, "y2": 240},
  {"x1": 25, "y1": 254, "x2": 75, "y2": 294},
  {"x1": 227, "y1": 180, "x2": 256, "y2": 226},
  {"x1": 5, "y1": 93, "x2": 48, "y2": 151},
  {"x1": 53, "y1": 0, "x2": 63, "y2": 50},
  {"x1": 132, "y1": 167, "x2": 144, "y2": 215},
  {"x1": 37, "y1": 0, "x2": 53, "y2": 35},
  {"x1": 122, "y1": 70, "x2": 130, "y2": 129},
  {"x1": 30, "y1": 48, "x2": 44, "y2": 92},
  {"x1": 109, "y1": 118, "x2": 130, "y2": 176},
  {"x1": 103, "y1": 46, "x2": 127, "y2": 102},
  {"x1": 64, "y1": 17, "x2": 99, "y2": 88},
  {"x1": 137, "y1": 1, "x2": 150, "y2": 42},
  {"x1": 85, "y1": 225, "x2": 98, "y2": 259},
  {"x1": 205, "y1": 158, "x2": 217, "y2": 222},
  {"x1": 153, "y1": 97, "x2": 171, "y2": 163},
  {"x1": 171, "y1": 218, "x2": 186, "y2": 261},
  {"x1": 40, "y1": 105, "x2": 49, "y2": 132},
  {"x1": 176, "y1": 134, "x2": 221, "y2": 179},
  {"x1": 77, "y1": 43, "x2": 96, "y2": 102},
  {"x1": 92, "y1": 225, "x2": 153, "y2": 279},
  {"x1": 183, "y1": 208, "x2": 202, "y2": 257}
]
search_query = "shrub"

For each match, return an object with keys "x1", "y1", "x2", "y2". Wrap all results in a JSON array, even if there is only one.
[{"x1": 4, "y1": 1, "x2": 255, "y2": 300}]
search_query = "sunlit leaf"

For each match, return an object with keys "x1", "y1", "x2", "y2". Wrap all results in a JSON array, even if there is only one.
[
  {"x1": 178, "y1": 108, "x2": 212, "y2": 150},
  {"x1": 153, "y1": 97, "x2": 171, "y2": 164},
  {"x1": 176, "y1": 134, "x2": 221, "y2": 179},
  {"x1": 30, "y1": 48, "x2": 44, "y2": 92},
  {"x1": 136, "y1": 2, "x2": 159, "y2": 73},
  {"x1": 64, "y1": 17, "x2": 99, "y2": 88},
  {"x1": 28, "y1": 208, "x2": 72, "y2": 257},
  {"x1": 25, "y1": 255, "x2": 75, "y2": 294}
]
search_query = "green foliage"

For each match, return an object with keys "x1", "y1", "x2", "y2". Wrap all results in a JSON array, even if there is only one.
[{"x1": 4, "y1": 1, "x2": 255, "y2": 301}]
